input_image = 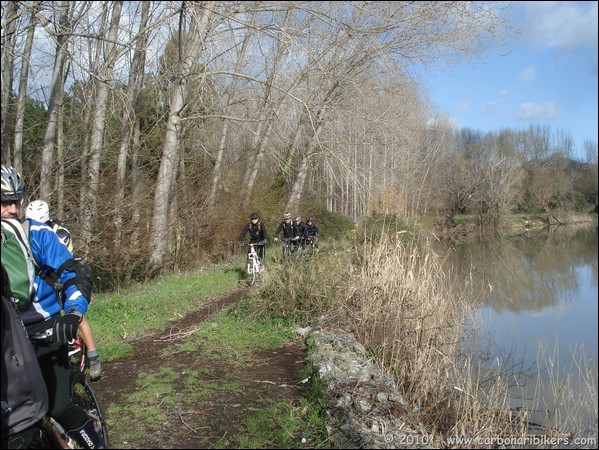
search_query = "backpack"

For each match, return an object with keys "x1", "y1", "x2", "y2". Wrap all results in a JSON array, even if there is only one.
[
  {"x1": 1, "y1": 262, "x2": 49, "y2": 437},
  {"x1": 0, "y1": 219, "x2": 36, "y2": 310},
  {"x1": 48, "y1": 219, "x2": 73, "y2": 253}
]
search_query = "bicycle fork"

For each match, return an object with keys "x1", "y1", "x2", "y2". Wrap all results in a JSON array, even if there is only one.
[{"x1": 42, "y1": 416, "x2": 77, "y2": 449}]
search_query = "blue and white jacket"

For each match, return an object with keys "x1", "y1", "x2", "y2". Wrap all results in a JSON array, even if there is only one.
[{"x1": 23, "y1": 219, "x2": 89, "y2": 328}]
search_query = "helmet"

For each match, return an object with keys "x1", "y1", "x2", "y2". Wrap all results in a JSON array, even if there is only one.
[
  {"x1": 283, "y1": 213, "x2": 291, "y2": 220},
  {"x1": 1, "y1": 165, "x2": 26, "y2": 202},
  {"x1": 250, "y1": 212, "x2": 259, "y2": 219},
  {"x1": 307, "y1": 217, "x2": 313, "y2": 222},
  {"x1": 26, "y1": 200, "x2": 50, "y2": 223},
  {"x1": 295, "y1": 216, "x2": 301, "y2": 221}
]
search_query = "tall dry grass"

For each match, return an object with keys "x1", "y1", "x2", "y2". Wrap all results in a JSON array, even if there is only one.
[
  {"x1": 338, "y1": 235, "x2": 482, "y2": 434},
  {"x1": 334, "y1": 234, "x2": 598, "y2": 447}
]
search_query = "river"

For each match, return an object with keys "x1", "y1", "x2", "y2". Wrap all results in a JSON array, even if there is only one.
[{"x1": 440, "y1": 224, "x2": 598, "y2": 435}]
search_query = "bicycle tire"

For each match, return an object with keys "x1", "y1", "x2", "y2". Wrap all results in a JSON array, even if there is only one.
[{"x1": 70, "y1": 372, "x2": 109, "y2": 448}]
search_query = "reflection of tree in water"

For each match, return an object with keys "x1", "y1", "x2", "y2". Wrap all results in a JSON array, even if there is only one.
[{"x1": 439, "y1": 225, "x2": 597, "y2": 313}]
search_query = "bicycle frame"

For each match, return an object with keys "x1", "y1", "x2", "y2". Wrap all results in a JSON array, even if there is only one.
[
  {"x1": 245, "y1": 243, "x2": 262, "y2": 286},
  {"x1": 303, "y1": 236, "x2": 318, "y2": 257},
  {"x1": 281, "y1": 238, "x2": 294, "y2": 257}
]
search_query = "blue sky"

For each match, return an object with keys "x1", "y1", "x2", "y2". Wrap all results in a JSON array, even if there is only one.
[{"x1": 422, "y1": 1, "x2": 598, "y2": 161}]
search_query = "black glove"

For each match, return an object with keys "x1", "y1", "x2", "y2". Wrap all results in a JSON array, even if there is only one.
[{"x1": 53, "y1": 312, "x2": 82, "y2": 344}]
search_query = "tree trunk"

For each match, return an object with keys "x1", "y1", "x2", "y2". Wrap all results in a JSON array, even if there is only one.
[
  {"x1": 13, "y1": 3, "x2": 40, "y2": 174},
  {"x1": 80, "y1": 1, "x2": 123, "y2": 256},
  {"x1": 113, "y1": 0, "x2": 149, "y2": 248},
  {"x1": 39, "y1": 0, "x2": 73, "y2": 200},
  {"x1": 1, "y1": 1, "x2": 19, "y2": 164},
  {"x1": 149, "y1": 1, "x2": 216, "y2": 274}
]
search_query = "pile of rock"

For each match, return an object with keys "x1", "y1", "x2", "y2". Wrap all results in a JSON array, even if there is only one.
[{"x1": 307, "y1": 332, "x2": 436, "y2": 449}]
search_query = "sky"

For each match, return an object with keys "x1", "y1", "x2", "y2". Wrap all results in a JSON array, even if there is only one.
[{"x1": 422, "y1": 1, "x2": 598, "y2": 161}]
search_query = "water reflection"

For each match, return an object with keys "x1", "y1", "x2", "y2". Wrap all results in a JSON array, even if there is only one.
[
  {"x1": 443, "y1": 226, "x2": 597, "y2": 315},
  {"x1": 438, "y1": 225, "x2": 598, "y2": 433}
]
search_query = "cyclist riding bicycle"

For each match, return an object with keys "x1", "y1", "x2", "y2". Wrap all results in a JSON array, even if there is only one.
[
  {"x1": 293, "y1": 216, "x2": 306, "y2": 252},
  {"x1": 238, "y1": 212, "x2": 268, "y2": 266},
  {"x1": 303, "y1": 217, "x2": 320, "y2": 250},
  {"x1": 273, "y1": 213, "x2": 298, "y2": 254}
]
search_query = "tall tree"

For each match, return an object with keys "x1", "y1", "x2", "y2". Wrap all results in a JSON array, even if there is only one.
[
  {"x1": 13, "y1": 2, "x2": 40, "y2": 173},
  {"x1": 1, "y1": 1, "x2": 19, "y2": 163},
  {"x1": 80, "y1": 0, "x2": 123, "y2": 256},
  {"x1": 149, "y1": 1, "x2": 217, "y2": 273},
  {"x1": 113, "y1": 0, "x2": 150, "y2": 247}
]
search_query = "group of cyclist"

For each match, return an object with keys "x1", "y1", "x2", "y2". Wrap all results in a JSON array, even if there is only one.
[
  {"x1": 273, "y1": 213, "x2": 319, "y2": 254},
  {"x1": 238, "y1": 212, "x2": 320, "y2": 267},
  {"x1": 1, "y1": 165, "x2": 103, "y2": 449}
]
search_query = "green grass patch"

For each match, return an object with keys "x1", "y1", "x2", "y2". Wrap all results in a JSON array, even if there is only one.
[
  {"x1": 85, "y1": 269, "x2": 241, "y2": 360},
  {"x1": 168, "y1": 307, "x2": 296, "y2": 365},
  {"x1": 213, "y1": 397, "x2": 328, "y2": 449}
]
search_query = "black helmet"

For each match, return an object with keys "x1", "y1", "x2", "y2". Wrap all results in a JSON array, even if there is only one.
[
  {"x1": 1, "y1": 165, "x2": 26, "y2": 202},
  {"x1": 250, "y1": 212, "x2": 259, "y2": 219},
  {"x1": 307, "y1": 217, "x2": 313, "y2": 222}
]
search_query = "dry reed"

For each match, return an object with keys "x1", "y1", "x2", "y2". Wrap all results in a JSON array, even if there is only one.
[{"x1": 336, "y1": 234, "x2": 598, "y2": 448}]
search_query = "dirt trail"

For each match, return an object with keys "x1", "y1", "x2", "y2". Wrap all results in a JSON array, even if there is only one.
[{"x1": 92, "y1": 287, "x2": 309, "y2": 449}]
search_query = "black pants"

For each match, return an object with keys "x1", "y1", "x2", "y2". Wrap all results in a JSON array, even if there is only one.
[
  {"x1": 28, "y1": 320, "x2": 90, "y2": 433},
  {"x1": 2, "y1": 424, "x2": 49, "y2": 449}
]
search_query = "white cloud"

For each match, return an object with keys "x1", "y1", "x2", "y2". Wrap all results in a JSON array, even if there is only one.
[
  {"x1": 517, "y1": 101, "x2": 563, "y2": 120},
  {"x1": 522, "y1": 1, "x2": 598, "y2": 50},
  {"x1": 519, "y1": 66, "x2": 536, "y2": 82}
]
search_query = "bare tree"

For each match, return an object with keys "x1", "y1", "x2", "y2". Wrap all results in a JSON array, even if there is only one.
[
  {"x1": 282, "y1": 2, "x2": 509, "y2": 213},
  {"x1": 149, "y1": 1, "x2": 217, "y2": 273},
  {"x1": 13, "y1": 2, "x2": 41, "y2": 173},
  {"x1": 113, "y1": 0, "x2": 150, "y2": 247},
  {"x1": 1, "y1": 1, "x2": 19, "y2": 163},
  {"x1": 79, "y1": 0, "x2": 123, "y2": 256},
  {"x1": 38, "y1": 1, "x2": 77, "y2": 200}
]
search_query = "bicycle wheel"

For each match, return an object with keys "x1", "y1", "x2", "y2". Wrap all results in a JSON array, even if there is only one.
[
  {"x1": 71, "y1": 372, "x2": 109, "y2": 448},
  {"x1": 246, "y1": 258, "x2": 256, "y2": 286}
]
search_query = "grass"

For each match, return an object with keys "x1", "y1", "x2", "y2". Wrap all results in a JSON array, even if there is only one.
[
  {"x1": 86, "y1": 267, "x2": 241, "y2": 360},
  {"x1": 96, "y1": 270, "x2": 328, "y2": 448}
]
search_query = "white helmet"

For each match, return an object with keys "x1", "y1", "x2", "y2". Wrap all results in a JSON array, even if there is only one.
[
  {"x1": 283, "y1": 212, "x2": 291, "y2": 220},
  {"x1": 26, "y1": 199, "x2": 50, "y2": 223}
]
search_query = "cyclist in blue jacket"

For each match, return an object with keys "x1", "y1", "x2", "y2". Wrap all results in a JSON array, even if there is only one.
[{"x1": 1, "y1": 165, "x2": 102, "y2": 449}]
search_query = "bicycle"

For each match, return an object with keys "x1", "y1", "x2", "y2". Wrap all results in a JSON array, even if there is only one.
[
  {"x1": 241, "y1": 241, "x2": 265, "y2": 286},
  {"x1": 277, "y1": 237, "x2": 295, "y2": 258},
  {"x1": 303, "y1": 236, "x2": 319, "y2": 258},
  {"x1": 29, "y1": 330, "x2": 109, "y2": 449}
]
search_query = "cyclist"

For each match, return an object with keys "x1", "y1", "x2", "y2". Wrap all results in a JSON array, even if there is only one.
[
  {"x1": 1, "y1": 165, "x2": 103, "y2": 449},
  {"x1": 238, "y1": 212, "x2": 268, "y2": 266},
  {"x1": 293, "y1": 215, "x2": 306, "y2": 252},
  {"x1": 273, "y1": 212, "x2": 297, "y2": 254},
  {"x1": 26, "y1": 199, "x2": 102, "y2": 381},
  {"x1": 304, "y1": 217, "x2": 320, "y2": 251}
]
